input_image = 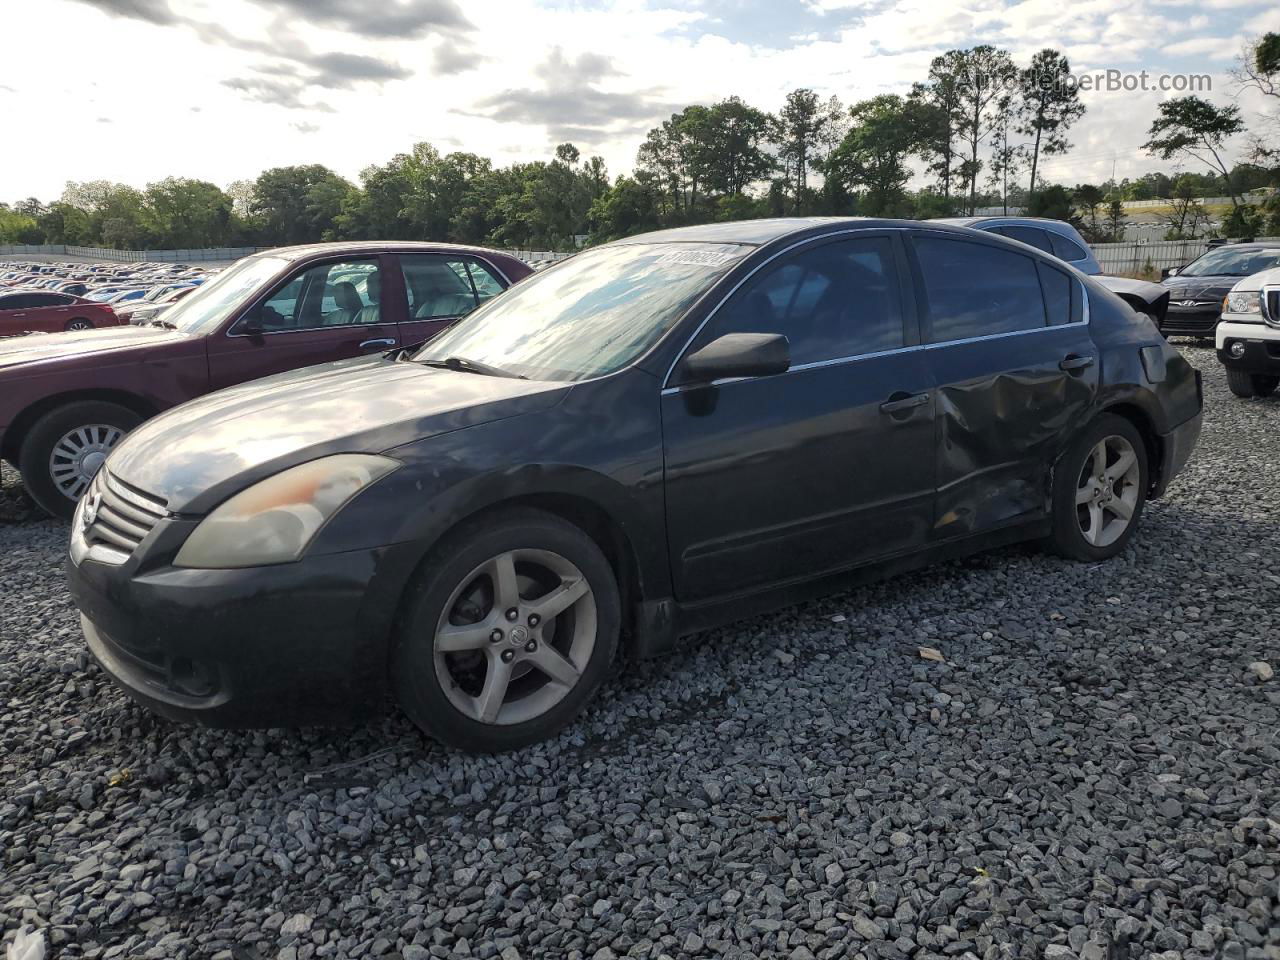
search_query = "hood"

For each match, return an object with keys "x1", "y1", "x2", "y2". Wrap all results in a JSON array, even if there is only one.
[
  {"x1": 107, "y1": 355, "x2": 568, "y2": 513},
  {"x1": 0, "y1": 323, "x2": 191, "y2": 372},
  {"x1": 1230, "y1": 265, "x2": 1280, "y2": 293},
  {"x1": 1093, "y1": 275, "x2": 1170, "y2": 324},
  {"x1": 1161, "y1": 274, "x2": 1238, "y2": 300}
]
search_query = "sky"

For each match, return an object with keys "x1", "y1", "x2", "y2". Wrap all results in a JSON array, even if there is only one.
[{"x1": 0, "y1": 0, "x2": 1276, "y2": 203}]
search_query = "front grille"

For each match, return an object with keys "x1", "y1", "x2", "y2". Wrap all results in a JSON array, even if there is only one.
[
  {"x1": 82, "y1": 469, "x2": 168, "y2": 559},
  {"x1": 1264, "y1": 288, "x2": 1280, "y2": 327}
]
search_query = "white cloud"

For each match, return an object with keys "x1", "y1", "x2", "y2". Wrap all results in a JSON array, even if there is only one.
[{"x1": 2, "y1": 0, "x2": 1273, "y2": 202}]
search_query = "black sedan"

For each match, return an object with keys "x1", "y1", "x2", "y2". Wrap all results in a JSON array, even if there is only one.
[
  {"x1": 66, "y1": 218, "x2": 1203, "y2": 752},
  {"x1": 1161, "y1": 241, "x2": 1280, "y2": 337}
]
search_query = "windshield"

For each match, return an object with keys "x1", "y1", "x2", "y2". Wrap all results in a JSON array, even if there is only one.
[
  {"x1": 412, "y1": 242, "x2": 749, "y2": 381},
  {"x1": 159, "y1": 255, "x2": 290, "y2": 334},
  {"x1": 1180, "y1": 246, "x2": 1280, "y2": 278}
]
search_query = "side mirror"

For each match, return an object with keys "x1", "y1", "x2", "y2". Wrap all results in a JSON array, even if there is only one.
[
  {"x1": 238, "y1": 313, "x2": 264, "y2": 338},
  {"x1": 681, "y1": 333, "x2": 790, "y2": 384},
  {"x1": 1162, "y1": 266, "x2": 1179, "y2": 279}
]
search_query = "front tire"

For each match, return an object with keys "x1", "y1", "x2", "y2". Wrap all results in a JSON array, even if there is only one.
[
  {"x1": 391, "y1": 507, "x2": 620, "y2": 752},
  {"x1": 1048, "y1": 414, "x2": 1148, "y2": 562},
  {"x1": 1226, "y1": 368, "x2": 1278, "y2": 398},
  {"x1": 18, "y1": 401, "x2": 141, "y2": 519}
]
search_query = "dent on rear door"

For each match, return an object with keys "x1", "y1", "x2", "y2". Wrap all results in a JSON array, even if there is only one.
[{"x1": 931, "y1": 329, "x2": 1098, "y2": 536}]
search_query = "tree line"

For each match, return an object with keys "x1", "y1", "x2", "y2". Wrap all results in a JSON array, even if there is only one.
[{"x1": 2, "y1": 34, "x2": 1278, "y2": 252}]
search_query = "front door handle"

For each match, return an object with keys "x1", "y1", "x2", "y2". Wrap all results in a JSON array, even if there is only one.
[
  {"x1": 1059, "y1": 355, "x2": 1095, "y2": 373},
  {"x1": 358, "y1": 337, "x2": 397, "y2": 351},
  {"x1": 879, "y1": 392, "x2": 929, "y2": 415}
]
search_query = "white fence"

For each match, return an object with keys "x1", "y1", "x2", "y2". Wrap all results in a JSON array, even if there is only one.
[{"x1": 1093, "y1": 236, "x2": 1280, "y2": 274}]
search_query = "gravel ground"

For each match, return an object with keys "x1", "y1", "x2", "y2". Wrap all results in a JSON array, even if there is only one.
[{"x1": 2, "y1": 345, "x2": 1277, "y2": 960}]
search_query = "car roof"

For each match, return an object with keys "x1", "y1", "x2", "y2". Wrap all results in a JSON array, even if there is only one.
[
  {"x1": 614, "y1": 216, "x2": 980, "y2": 247},
  {"x1": 936, "y1": 216, "x2": 1076, "y2": 229},
  {"x1": 251, "y1": 241, "x2": 522, "y2": 262}
]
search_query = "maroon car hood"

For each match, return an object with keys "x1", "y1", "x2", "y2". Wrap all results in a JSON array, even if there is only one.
[{"x1": 0, "y1": 324, "x2": 191, "y2": 372}]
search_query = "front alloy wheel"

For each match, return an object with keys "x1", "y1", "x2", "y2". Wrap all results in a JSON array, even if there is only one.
[
  {"x1": 393, "y1": 508, "x2": 620, "y2": 752},
  {"x1": 434, "y1": 549, "x2": 596, "y2": 725}
]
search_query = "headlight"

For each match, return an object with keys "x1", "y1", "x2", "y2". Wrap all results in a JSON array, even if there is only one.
[
  {"x1": 173, "y1": 454, "x2": 399, "y2": 569},
  {"x1": 1225, "y1": 291, "x2": 1261, "y2": 316}
]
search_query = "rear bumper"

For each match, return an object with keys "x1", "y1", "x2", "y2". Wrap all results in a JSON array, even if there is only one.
[
  {"x1": 1152, "y1": 401, "x2": 1201, "y2": 500},
  {"x1": 1215, "y1": 320, "x2": 1280, "y2": 376}
]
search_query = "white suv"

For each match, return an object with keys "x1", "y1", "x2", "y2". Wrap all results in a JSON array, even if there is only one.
[{"x1": 1217, "y1": 266, "x2": 1280, "y2": 398}]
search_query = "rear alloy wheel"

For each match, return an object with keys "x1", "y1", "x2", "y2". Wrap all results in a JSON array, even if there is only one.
[
  {"x1": 1049, "y1": 414, "x2": 1148, "y2": 561},
  {"x1": 65, "y1": 317, "x2": 93, "y2": 331},
  {"x1": 393, "y1": 508, "x2": 619, "y2": 751},
  {"x1": 17, "y1": 401, "x2": 142, "y2": 519},
  {"x1": 1226, "y1": 368, "x2": 1278, "y2": 398}
]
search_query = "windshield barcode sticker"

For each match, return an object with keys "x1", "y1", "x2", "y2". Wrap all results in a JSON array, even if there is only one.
[{"x1": 654, "y1": 250, "x2": 738, "y2": 267}]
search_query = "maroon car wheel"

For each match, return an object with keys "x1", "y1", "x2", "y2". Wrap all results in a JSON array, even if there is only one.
[{"x1": 18, "y1": 401, "x2": 142, "y2": 519}]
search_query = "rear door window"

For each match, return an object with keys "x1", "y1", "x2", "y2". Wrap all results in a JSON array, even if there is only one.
[
  {"x1": 1048, "y1": 232, "x2": 1089, "y2": 262},
  {"x1": 1037, "y1": 262, "x2": 1081, "y2": 326},
  {"x1": 998, "y1": 226, "x2": 1054, "y2": 254},
  {"x1": 913, "y1": 235, "x2": 1047, "y2": 342}
]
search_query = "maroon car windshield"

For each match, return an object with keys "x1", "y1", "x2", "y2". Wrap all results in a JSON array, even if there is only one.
[{"x1": 159, "y1": 256, "x2": 289, "y2": 333}]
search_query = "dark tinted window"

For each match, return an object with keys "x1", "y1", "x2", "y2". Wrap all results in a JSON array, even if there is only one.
[
  {"x1": 1048, "y1": 232, "x2": 1088, "y2": 262},
  {"x1": 999, "y1": 226, "x2": 1054, "y2": 254},
  {"x1": 1037, "y1": 262, "x2": 1080, "y2": 326},
  {"x1": 915, "y1": 236, "x2": 1046, "y2": 341},
  {"x1": 704, "y1": 237, "x2": 904, "y2": 365},
  {"x1": 26, "y1": 293, "x2": 66, "y2": 307},
  {"x1": 0, "y1": 294, "x2": 29, "y2": 309}
]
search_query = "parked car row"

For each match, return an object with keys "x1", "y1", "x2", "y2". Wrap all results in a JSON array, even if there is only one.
[
  {"x1": 0, "y1": 259, "x2": 215, "y2": 338},
  {"x1": 0, "y1": 222, "x2": 1205, "y2": 752}
]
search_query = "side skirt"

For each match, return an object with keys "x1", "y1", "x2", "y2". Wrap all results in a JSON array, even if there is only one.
[{"x1": 631, "y1": 518, "x2": 1049, "y2": 659}]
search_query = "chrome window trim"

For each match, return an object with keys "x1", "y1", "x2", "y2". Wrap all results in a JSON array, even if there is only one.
[{"x1": 663, "y1": 229, "x2": 1092, "y2": 390}]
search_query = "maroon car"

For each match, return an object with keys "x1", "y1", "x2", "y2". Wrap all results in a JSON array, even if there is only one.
[
  {"x1": 0, "y1": 291, "x2": 122, "y2": 337},
  {"x1": 0, "y1": 242, "x2": 531, "y2": 517}
]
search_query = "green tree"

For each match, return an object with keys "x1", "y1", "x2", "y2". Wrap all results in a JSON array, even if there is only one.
[
  {"x1": 1073, "y1": 183, "x2": 1105, "y2": 241},
  {"x1": 702, "y1": 97, "x2": 775, "y2": 197},
  {"x1": 911, "y1": 52, "x2": 965, "y2": 203},
  {"x1": 1016, "y1": 49, "x2": 1085, "y2": 205},
  {"x1": 951, "y1": 46, "x2": 1018, "y2": 215},
  {"x1": 825, "y1": 94, "x2": 922, "y2": 216},
  {"x1": 1143, "y1": 97, "x2": 1246, "y2": 205},
  {"x1": 142, "y1": 178, "x2": 233, "y2": 248},
  {"x1": 250, "y1": 165, "x2": 353, "y2": 244},
  {"x1": 772, "y1": 88, "x2": 845, "y2": 212}
]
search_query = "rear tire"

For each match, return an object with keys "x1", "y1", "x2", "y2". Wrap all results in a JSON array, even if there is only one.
[
  {"x1": 391, "y1": 507, "x2": 620, "y2": 752},
  {"x1": 1047, "y1": 414, "x2": 1148, "y2": 562},
  {"x1": 18, "y1": 401, "x2": 141, "y2": 519},
  {"x1": 1226, "y1": 368, "x2": 1278, "y2": 398},
  {"x1": 65, "y1": 317, "x2": 93, "y2": 331}
]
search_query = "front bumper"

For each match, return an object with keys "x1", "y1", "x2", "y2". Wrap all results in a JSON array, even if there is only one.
[
  {"x1": 1215, "y1": 320, "x2": 1280, "y2": 376},
  {"x1": 1161, "y1": 305, "x2": 1221, "y2": 337},
  {"x1": 67, "y1": 532, "x2": 422, "y2": 728}
]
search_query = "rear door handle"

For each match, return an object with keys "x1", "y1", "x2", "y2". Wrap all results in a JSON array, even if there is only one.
[
  {"x1": 879, "y1": 392, "x2": 929, "y2": 415},
  {"x1": 1059, "y1": 355, "x2": 1095, "y2": 372},
  {"x1": 358, "y1": 337, "x2": 397, "y2": 351}
]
